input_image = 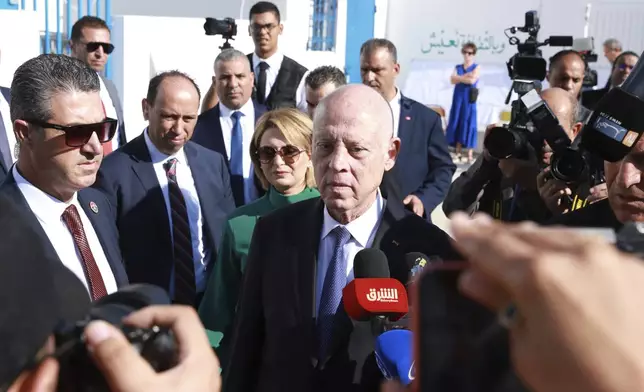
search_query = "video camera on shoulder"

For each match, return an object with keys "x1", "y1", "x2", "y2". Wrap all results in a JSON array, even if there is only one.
[
  {"x1": 484, "y1": 10, "x2": 573, "y2": 161},
  {"x1": 204, "y1": 17, "x2": 237, "y2": 50},
  {"x1": 574, "y1": 37, "x2": 599, "y2": 88}
]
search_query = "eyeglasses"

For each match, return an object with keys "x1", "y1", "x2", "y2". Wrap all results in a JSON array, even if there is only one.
[
  {"x1": 618, "y1": 63, "x2": 635, "y2": 71},
  {"x1": 27, "y1": 118, "x2": 118, "y2": 147},
  {"x1": 250, "y1": 23, "x2": 278, "y2": 34},
  {"x1": 462, "y1": 51, "x2": 475, "y2": 56},
  {"x1": 85, "y1": 42, "x2": 115, "y2": 54},
  {"x1": 255, "y1": 145, "x2": 304, "y2": 164}
]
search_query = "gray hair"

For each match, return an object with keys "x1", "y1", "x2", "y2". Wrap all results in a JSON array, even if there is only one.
[
  {"x1": 214, "y1": 49, "x2": 251, "y2": 71},
  {"x1": 10, "y1": 54, "x2": 99, "y2": 123},
  {"x1": 603, "y1": 38, "x2": 622, "y2": 51}
]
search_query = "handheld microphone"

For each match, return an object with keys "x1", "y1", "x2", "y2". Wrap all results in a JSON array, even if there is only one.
[
  {"x1": 580, "y1": 50, "x2": 644, "y2": 162},
  {"x1": 343, "y1": 249, "x2": 408, "y2": 335},
  {"x1": 375, "y1": 329, "x2": 414, "y2": 386}
]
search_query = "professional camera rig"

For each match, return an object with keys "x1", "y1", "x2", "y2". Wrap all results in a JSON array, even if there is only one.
[{"x1": 204, "y1": 17, "x2": 238, "y2": 50}]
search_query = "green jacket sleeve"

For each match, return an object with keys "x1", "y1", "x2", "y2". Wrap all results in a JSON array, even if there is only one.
[{"x1": 198, "y1": 220, "x2": 242, "y2": 352}]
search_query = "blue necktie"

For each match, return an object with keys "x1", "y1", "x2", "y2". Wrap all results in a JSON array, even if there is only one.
[
  {"x1": 317, "y1": 225, "x2": 352, "y2": 361},
  {"x1": 229, "y1": 111, "x2": 245, "y2": 206},
  {"x1": 230, "y1": 111, "x2": 244, "y2": 176}
]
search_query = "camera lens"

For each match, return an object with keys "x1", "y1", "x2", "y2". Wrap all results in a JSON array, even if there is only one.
[
  {"x1": 484, "y1": 127, "x2": 524, "y2": 159},
  {"x1": 551, "y1": 149, "x2": 586, "y2": 183}
]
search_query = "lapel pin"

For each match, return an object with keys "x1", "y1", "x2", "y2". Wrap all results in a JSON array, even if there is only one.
[
  {"x1": 89, "y1": 201, "x2": 99, "y2": 214},
  {"x1": 405, "y1": 116, "x2": 411, "y2": 121}
]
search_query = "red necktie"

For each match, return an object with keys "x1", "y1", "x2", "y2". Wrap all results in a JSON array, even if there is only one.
[
  {"x1": 62, "y1": 205, "x2": 108, "y2": 301},
  {"x1": 101, "y1": 100, "x2": 113, "y2": 155}
]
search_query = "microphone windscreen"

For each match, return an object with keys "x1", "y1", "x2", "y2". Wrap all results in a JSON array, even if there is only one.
[
  {"x1": 354, "y1": 248, "x2": 390, "y2": 279},
  {"x1": 375, "y1": 329, "x2": 414, "y2": 385}
]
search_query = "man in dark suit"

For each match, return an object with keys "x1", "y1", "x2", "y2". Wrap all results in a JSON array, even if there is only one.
[
  {"x1": 582, "y1": 51, "x2": 640, "y2": 111},
  {"x1": 0, "y1": 85, "x2": 15, "y2": 182},
  {"x1": 200, "y1": 2, "x2": 308, "y2": 113},
  {"x1": 360, "y1": 39, "x2": 456, "y2": 221},
  {"x1": 193, "y1": 49, "x2": 267, "y2": 207},
  {"x1": 224, "y1": 84, "x2": 461, "y2": 392},
  {"x1": 93, "y1": 71, "x2": 235, "y2": 308},
  {"x1": 1, "y1": 54, "x2": 128, "y2": 300},
  {"x1": 70, "y1": 16, "x2": 126, "y2": 154}
]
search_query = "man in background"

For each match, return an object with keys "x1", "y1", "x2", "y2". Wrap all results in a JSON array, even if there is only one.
[
  {"x1": 193, "y1": 49, "x2": 267, "y2": 207},
  {"x1": 70, "y1": 16, "x2": 126, "y2": 153},
  {"x1": 201, "y1": 2, "x2": 308, "y2": 113},
  {"x1": 305, "y1": 65, "x2": 346, "y2": 119},
  {"x1": 360, "y1": 38, "x2": 455, "y2": 220}
]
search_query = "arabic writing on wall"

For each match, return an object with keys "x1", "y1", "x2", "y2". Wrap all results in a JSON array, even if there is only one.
[{"x1": 421, "y1": 29, "x2": 507, "y2": 55}]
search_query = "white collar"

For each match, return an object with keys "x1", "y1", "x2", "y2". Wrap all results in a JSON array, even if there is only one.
[
  {"x1": 389, "y1": 87, "x2": 401, "y2": 106},
  {"x1": 321, "y1": 191, "x2": 384, "y2": 247},
  {"x1": 143, "y1": 128, "x2": 187, "y2": 165},
  {"x1": 219, "y1": 98, "x2": 255, "y2": 119},
  {"x1": 13, "y1": 165, "x2": 78, "y2": 221},
  {"x1": 252, "y1": 51, "x2": 284, "y2": 71}
]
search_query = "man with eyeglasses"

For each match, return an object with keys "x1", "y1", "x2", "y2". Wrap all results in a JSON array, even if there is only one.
[
  {"x1": 70, "y1": 16, "x2": 126, "y2": 154},
  {"x1": 583, "y1": 51, "x2": 640, "y2": 111},
  {"x1": 93, "y1": 71, "x2": 235, "y2": 309},
  {"x1": 0, "y1": 54, "x2": 128, "y2": 301},
  {"x1": 201, "y1": 1, "x2": 308, "y2": 113}
]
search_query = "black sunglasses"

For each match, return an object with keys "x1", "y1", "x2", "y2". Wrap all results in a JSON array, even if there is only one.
[
  {"x1": 255, "y1": 145, "x2": 304, "y2": 164},
  {"x1": 86, "y1": 42, "x2": 115, "y2": 54},
  {"x1": 27, "y1": 118, "x2": 118, "y2": 147}
]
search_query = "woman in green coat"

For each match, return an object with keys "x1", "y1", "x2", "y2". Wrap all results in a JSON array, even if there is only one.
[{"x1": 198, "y1": 108, "x2": 319, "y2": 364}]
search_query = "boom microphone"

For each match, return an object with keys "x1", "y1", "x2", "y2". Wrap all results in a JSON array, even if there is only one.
[{"x1": 580, "y1": 50, "x2": 644, "y2": 162}]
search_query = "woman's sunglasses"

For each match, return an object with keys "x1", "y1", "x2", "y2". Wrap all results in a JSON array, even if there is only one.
[
  {"x1": 27, "y1": 118, "x2": 118, "y2": 147},
  {"x1": 255, "y1": 145, "x2": 304, "y2": 164}
]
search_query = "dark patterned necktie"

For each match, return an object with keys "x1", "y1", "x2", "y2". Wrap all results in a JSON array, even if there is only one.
[
  {"x1": 61, "y1": 205, "x2": 108, "y2": 301},
  {"x1": 164, "y1": 158, "x2": 197, "y2": 306},
  {"x1": 256, "y1": 61, "x2": 269, "y2": 104},
  {"x1": 317, "y1": 225, "x2": 352, "y2": 361}
]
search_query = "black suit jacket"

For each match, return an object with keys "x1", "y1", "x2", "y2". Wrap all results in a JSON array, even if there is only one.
[
  {"x1": 581, "y1": 87, "x2": 609, "y2": 111},
  {"x1": 101, "y1": 76, "x2": 127, "y2": 147},
  {"x1": 224, "y1": 197, "x2": 462, "y2": 392},
  {"x1": 0, "y1": 86, "x2": 11, "y2": 182},
  {"x1": 391, "y1": 95, "x2": 456, "y2": 220},
  {"x1": 92, "y1": 134, "x2": 235, "y2": 294},
  {"x1": 0, "y1": 171, "x2": 129, "y2": 289},
  {"x1": 192, "y1": 100, "x2": 268, "y2": 205}
]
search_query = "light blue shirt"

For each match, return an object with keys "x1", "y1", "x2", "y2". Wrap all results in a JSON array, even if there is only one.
[{"x1": 315, "y1": 192, "x2": 385, "y2": 315}]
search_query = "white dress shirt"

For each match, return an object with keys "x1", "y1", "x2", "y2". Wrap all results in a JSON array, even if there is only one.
[
  {"x1": 316, "y1": 192, "x2": 385, "y2": 314},
  {"x1": 98, "y1": 74, "x2": 120, "y2": 150},
  {"x1": 13, "y1": 166, "x2": 118, "y2": 298},
  {"x1": 388, "y1": 87, "x2": 402, "y2": 138},
  {"x1": 219, "y1": 99, "x2": 259, "y2": 203},
  {"x1": 251, "y1": 51, "x2": 309, "y2": 112},
  {"x1": 143, "y1": 130, "x2": 210, "y2": 295},
  {"x1": 0, "y1": 92, "x2": 17, "y2": 163}
]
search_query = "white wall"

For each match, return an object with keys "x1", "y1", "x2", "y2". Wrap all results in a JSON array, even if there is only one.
[
  {"x1": 111, "y1": 0, "x2": 288, "y2": 20},
  {"x1": 0, "y1": 10, "x2": 41, "y2": 87}
]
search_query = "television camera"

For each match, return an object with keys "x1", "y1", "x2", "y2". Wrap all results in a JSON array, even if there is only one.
[
  {"x1": 574, "y1": 37, "x2": 599, "y2": 88},
  {"x1": 484, "y1": 11, "x2": 573, "y2": 161},
  {"x1": 204, "y1": 17, "x2": 237, "y2": 50}
]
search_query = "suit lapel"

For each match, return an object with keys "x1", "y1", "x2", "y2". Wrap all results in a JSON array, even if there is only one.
[
  {"x1": 397, "y1": 95, "x2": 414, "y2": 146},
  {"x1": 210, "y1": 105, "x2": 229, "y2": 161},
  {"x1": 295, "y1": 199, "x2": 324, "y2": 364},
  {"x1": 184, "y1": 142, "x2": 218, "y2": 254},
  {"x1": 128, "y1": 135, "x2": 172, "y2": 242},
  {"x1": 78, "y1": 190, "x2": 128, "y2": 287}
]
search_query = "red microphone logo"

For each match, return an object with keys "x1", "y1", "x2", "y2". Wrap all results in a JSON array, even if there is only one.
[
  {"x1": 343, "y1": 278, "x2": 408, "y2": 321},
  {"x1": 366, "y1": 288, "x2": 400, "y2": 303}
]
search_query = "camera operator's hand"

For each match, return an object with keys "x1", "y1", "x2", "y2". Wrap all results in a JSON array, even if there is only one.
[
  {"x1": 588, "y1": 182, "x2": 608, "y2": 204},
  {"x1": 450, "y1": 212, "x2": 644, "y2": 392},
  {"x1": 536, "y1": 167, "x2": 572, "y2": 214},
  {"x1": 85, "y1": 305, "x2": 221, "y2": 392}
]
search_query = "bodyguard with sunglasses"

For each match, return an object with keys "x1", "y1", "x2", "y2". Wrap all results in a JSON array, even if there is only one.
[
  {"x1": 94, "y1": 71, "x2": 235, "y2": 309},
  {"x1": 0, "y1": 54, "x2": 128, "y2": 300},
  {"x1": 70, "y1": 16, "x2": 126, "y2": 154},
  {"x1": 198, "y1": 108, "x2": 319, "y2": 371}
]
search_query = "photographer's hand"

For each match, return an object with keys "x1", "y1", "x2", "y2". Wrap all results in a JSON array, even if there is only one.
[
  {"x1": 85, "y1": 305, "x2": 221, "y2": 392},
  {"x1": 536, "y1": 167, "x2": 572, "y2": 214},
  {"x1": 450, "y1": 213, "x2": 644, "y2": 392}
]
